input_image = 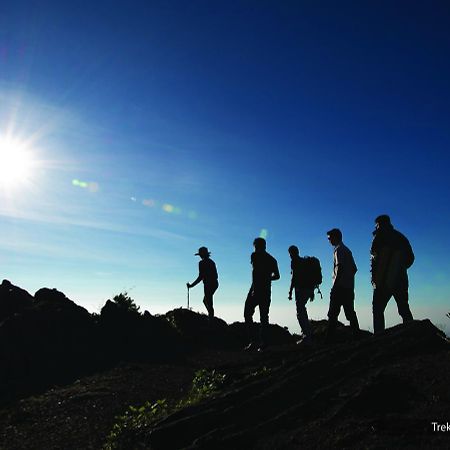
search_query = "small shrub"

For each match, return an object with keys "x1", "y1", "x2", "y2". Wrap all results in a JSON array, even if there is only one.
[
  {"x1": 170, "y1": 369, "x2": 228, "y2": 409},
  {"x1": 104, "y1": 399, "x2": 169, "y2": 450},
  {"x1": 103, "y1": 370, "x2": 227, "y2": 449},
  {"x1": 192, "y1": 369, "x2": 227, "y2": 394},
  {"x1": 112, "y1": 292, "x2": 140, "y2": 314}
]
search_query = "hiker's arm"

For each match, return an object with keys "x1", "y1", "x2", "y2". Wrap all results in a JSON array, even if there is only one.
[
  {"x1": 187, "y1": 275, "x2": 202, "y2": 288},
  {"x1": 271, "y1": 262, "x2": 280, "y2": 281},
  {"x1": 188, "y1": 263, "x2": 204, "y2": 288},
  {"x1": 404, "y1": 238, "x2": 415, "y2": 269},
  {"x1": 288, "y1": 272, "x2": 294, "y2": 300},
  {"x1": 352, "y1": 254, "x2": 358, "y2": 275},
  {"x1": 333, "y1": 249, "x2": 343, "y2": 287}
]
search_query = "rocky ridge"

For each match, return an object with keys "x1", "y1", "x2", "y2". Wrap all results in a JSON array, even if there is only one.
[{"x1": 0, "y1": 280, "x2": 448, "y2": 449}]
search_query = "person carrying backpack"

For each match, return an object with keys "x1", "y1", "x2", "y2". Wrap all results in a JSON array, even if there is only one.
[{"x1": 288, "y1": 245, "x2": 322, "y2": 344}]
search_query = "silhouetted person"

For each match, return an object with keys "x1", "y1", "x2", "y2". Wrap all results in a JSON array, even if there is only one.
[
  {"x1": 371, "y1": 215, "x2": 414, "y2": 334},
  {"x1": 187, "y1": 247, "x2": 218, "y2": 318},
  {"x1": 326, "y1": 228, "x2": 360, "y2": 340},
  {"x1": 288, "y1": 245, "x2": 314, "y2": 343},
  {"x1": 244, "y1": 237, "x2": 280, "y2": 351}
]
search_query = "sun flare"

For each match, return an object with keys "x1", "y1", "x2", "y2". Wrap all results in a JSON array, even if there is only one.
[{"x1": 0, "y1": 136, "x2": 35, "y2": 188}]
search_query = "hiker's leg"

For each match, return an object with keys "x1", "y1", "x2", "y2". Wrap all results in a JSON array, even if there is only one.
[
  {"x1": 258, "y1": 290, "x2": 271, "y2": 347},
  {"x1": 244, "y1": 287, "x2": 258, "y2": 344},
  {"x1": 203, "y1": 293, "x2": 214, "y2": 318},
  {"x1": 295, "y1": 288, "x2": 313, "y2": 338},
  {"x1": 342, "y1": 288, "x2": 360, "y2": 335},
  {"x1": 372, "y1": 288, "x2": 390, "y2": 334},
  {"x1": 203, "y1": 283, "x2": 217, "y2": 318},
  {"x1": 327, "y1": 287, "x2": 341, "y2": 340},
  {"x1": 244, "y1": 287, "x2": 257, "y2": 324},
  {"x1": 393, "y1": 288, "x2": 413, "y2": 323}
]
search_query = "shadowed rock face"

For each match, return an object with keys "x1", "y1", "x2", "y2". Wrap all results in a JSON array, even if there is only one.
[
  {"x1": 145, "y1": 320, "x2": 449, "y2": 450},
  {"x1": 164, "y1": 308, "x2": 297, "y2": 350},
  {"x1": 0, "y1": 285, "x2": 188, "y2": 403},
  {"x1": 164, "y1": 308, "x2": 241, "y2": 350},
  {"x1": 0, "y1": 281, "x2": 298, "y2": 405},
  {"x1": 229, "y1": 321, "x2": 297, "y2": 347},
  {"x1": 0, "y1": 279, "x2": 33, "y2": 323},
  {"x1": 0, "y1": 285, "x2": 98, "y2": 402},
  {"x1": 98, "y1": 300, "x2": 183, "y2": 362}
]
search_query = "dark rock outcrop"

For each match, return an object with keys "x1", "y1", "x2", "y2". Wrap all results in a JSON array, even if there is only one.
[
  {"x1": 164, "y1": 308, "x2": 241, "y2": 350},
  {"x1": 0, "y1": 286, "x2": 98, "y2": 402},
  {"x1": 0, "y1": 279, "x2": 33, "y2": 323},
  {"x1": 229, "y1": 321, "x2": 300, "y2": 347},
  {"x1": 98, "y1": 300, "x2": 182, "y2": 363}
]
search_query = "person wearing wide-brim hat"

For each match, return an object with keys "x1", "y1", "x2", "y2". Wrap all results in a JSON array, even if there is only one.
[{"x1": 187, "y1": 247, "x2": 219, "y2": 318}]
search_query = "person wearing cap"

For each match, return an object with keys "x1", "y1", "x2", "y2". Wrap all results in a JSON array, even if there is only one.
[
  {"x1": 371, "y1": 214, "x2": 414, "y2": 333},
  {"x1": 244, "y1": 237, "x2": 280, "y2": 351},
  {"x1": 187, "y1": 247, "x2": 219, "y2": 318},
  {"x1": 326, "y1": 228, "x2": 360, "y2": 340}
]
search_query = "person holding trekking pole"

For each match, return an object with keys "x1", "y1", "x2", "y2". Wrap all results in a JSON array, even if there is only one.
[{"x1": 187, "y1": 247, "x2": 218, "y2": 318}]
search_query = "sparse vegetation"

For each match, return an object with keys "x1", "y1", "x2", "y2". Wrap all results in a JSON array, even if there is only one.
[
  {"x1": 190, "y1": 369, "x2": 228, "y2": 399},
  {"x1": 104, "y1": 399, "x2": 169, "y2": 450},
  {"x1": 104, "y1": 369, "x2": 228, "y2": 450},
  {"x1": 112, "y1": 292, "x2": 140, "y2": 314}
]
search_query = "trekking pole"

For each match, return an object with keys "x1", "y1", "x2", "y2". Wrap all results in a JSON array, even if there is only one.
[{"x1": 186, "y1": 284, "x2": 190, "y2": 309}]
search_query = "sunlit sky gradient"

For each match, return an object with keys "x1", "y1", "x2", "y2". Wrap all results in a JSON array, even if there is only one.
[{"x1": 1, "y1": 1, "x2": 449, "y2": 333}]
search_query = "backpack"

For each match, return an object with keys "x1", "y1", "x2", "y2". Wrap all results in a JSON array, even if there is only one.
[{"x1": 299, "y1": 256, "x2": 322, "y2": 288}]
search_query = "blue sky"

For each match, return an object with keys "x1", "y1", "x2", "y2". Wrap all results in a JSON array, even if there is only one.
[{"x1": 0, "y1": 1, "x2": 449, "y2": 332}]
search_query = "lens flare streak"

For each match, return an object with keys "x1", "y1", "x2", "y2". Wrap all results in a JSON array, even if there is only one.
[
  {"x1": 138, "y1": 197, "x2": 196, "y2": 219},
  {"x1": 72, "y1": 179, "x2": 99, "y2": 193}
]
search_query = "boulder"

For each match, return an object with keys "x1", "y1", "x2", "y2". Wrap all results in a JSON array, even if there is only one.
[
  {"x1": 229, "y1": 321, "x2": 296, "y2": 346},
  {"x1": 98, "y1": 300, "x2": 182, "y2": 363},
  {"x1": 0, "y1": 287, "x2": 97, "y2": 402},
  {"x1": 164, "y1": 308, "x2": 240, "y2": 350}
]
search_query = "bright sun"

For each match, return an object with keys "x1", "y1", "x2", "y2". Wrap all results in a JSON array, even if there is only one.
[{"x1": 0, "y1": 136, "x2": 35, "y2": 188}]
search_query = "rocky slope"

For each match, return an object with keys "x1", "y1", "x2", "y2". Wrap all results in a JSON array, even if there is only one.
[
  {"x1": 146, "y1": 320, "x2": 449, "y2": 449},
  {"x1": 0, "y1": 280, "x2": 448, "y2": 449}
]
